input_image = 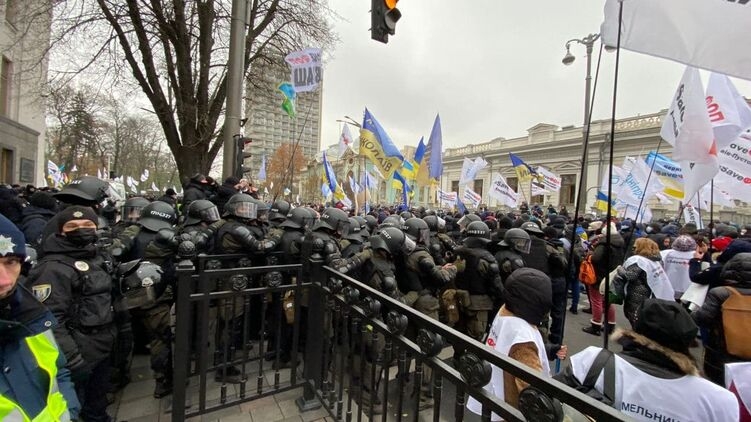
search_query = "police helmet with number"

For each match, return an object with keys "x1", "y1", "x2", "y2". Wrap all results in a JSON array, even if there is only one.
[
  {"x1": 280, "y1": 207, "x2": 309, "y2": 229},
  {"x1": 364, "y1": 215, "x2": 378, "y2": 233},
  {"x1": 55, "y1": 176, "x2": 109, "y2": 204},
  {"x1": 404, "y1": 217, "x2": 430, "y2": 245},
  {"x1": 139, "y1": 201, "x2": 177, "y2": 232},
  {"x1": 521, "y1": 221, "x2": 543, "y2": 235},
  {"x1": 377, "y1": 226, "x2": 408, "y2": 256},
  {"x1": 315, "y1": 208, "x2": 350, "y2": 235},
  {"x1": 465, "y1": 221, "x2": 491, "y2": 241},
  {"x1": 185, "y1": 199, "x2": 220, "y2": 226}
]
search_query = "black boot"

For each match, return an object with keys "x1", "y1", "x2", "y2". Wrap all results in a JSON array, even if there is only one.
[
  {"x1": 154, "y1": 379, "x2": 173, "y2": 398},
  {"x1": 582, "y1": 322, "x2": 601, "y2": 336},
  {"x1": 605, "y1": 323, "x2": 616, "y2": 336}
]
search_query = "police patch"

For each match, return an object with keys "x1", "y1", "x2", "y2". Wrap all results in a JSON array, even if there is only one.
[
  {"x1": 32, "y1": 284, "x2": 52, "y2": 302},
  {"x1": 73, "y1": 211, "x2": 84, "y2": 218},
  {"x1": 74, "y1": 261, "x2": 90, "y2": 272}
]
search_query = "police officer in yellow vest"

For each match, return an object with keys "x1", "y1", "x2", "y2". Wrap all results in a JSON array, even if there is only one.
[{"x1": 0, "y1": 213, "x2": 80, "y2": 421}]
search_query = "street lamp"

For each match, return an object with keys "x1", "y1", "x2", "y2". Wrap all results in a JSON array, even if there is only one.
[{"x1": 563, "y1": 32, "x2": 600, "y2": 213}]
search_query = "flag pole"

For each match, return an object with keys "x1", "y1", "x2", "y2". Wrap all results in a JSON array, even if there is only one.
[{"x1": 708, "y1": 179, "x2": 715, "y2": 255}]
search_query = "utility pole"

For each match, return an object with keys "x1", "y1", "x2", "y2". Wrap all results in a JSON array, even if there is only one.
[{"x1": 222, "y1": 0, "x2": 247, "y2": 179}]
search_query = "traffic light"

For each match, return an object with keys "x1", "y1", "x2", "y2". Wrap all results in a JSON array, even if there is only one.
[
  {"x1": 234, "y1": 135, "x2": 253, "y2": 179},
  {"x1": 371, "y1": 0, "x2": 401, "y2": 44}
]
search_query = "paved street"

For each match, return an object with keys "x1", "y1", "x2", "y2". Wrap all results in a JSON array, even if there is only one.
[{"x1": 109, "y1": 293, "x2": 685, "y2": 421}]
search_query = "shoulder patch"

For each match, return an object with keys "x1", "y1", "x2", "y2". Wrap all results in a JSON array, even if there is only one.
[{"x1": 32, "y1": 284, "x2": 52, "y2": 302}]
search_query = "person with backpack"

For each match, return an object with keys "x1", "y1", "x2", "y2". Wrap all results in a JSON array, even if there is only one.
[
  {"x1": 692, "y1": 252, "x2": 751, "y2": 386},
  {"x1": 555, "y1": 299, "x2": 739, "y2": 422},
  {"x1": 583, "y1": 222, "x2": 625, "y2": 336}
]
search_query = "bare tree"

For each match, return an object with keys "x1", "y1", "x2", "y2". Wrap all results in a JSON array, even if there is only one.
[
  {"x1": 264, "y1": 142, "x2": 306, "y2": 198},
  {"x1": 49, "y1": 0, "x2": 337, "y2": 184}
]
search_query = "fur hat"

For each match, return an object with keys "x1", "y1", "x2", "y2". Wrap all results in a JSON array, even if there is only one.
[
  {"x1": 671, "y1": 235, "x2": 697, "y2": 252},
  {"x1": 634, "y1": 299, "x2": 697, "y2": 354}
]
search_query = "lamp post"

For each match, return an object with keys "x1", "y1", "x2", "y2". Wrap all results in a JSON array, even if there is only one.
[{"x1": 563, "y1": 33, "x2": 600, "y2": 213}]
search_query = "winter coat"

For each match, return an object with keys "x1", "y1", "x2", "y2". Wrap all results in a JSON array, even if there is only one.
[
  {"x1": 611, "y1": 255, "x2": 661, "y2": 326},
  {"x1": 210, "y1": 183, "x2": 238, "y2": 215},
  {"x1": 0, "y1": 285, "x2": 80, "y2": 420},
  {"x1": 19, "y1": 206, "x2": 56, "y2": 247},
  {"x1": 692, "y1": 253, "x2": 751, "y2": 385},
  {"x1": 591, "y1": 232, "x2": 625, "y2": 284},
  {"x1": 181, "y1": 182, "x2": 208, "y2": 215}
]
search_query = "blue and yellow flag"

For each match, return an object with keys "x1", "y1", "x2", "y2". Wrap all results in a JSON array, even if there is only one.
[
  {"x1": 322, "y1": 151, "x2": 346, "y2": 201},
  {"x1": 393, "y1": 170, "x2": 411, "y2": 207},
  {"x1": 360, "y1": 109, "x2": 404, "y2": 179},
  {"x1": 509, "y1": 152, "x2": 534, "y2": 182},
  {"x1": 595, "y1": 190, "x2": 613, "y2": 212}
]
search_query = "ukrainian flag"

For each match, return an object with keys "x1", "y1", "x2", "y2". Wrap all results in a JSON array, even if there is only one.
[
  {"x1": 509, "y1": 152, "x2": 533, "y2": 182},
  {"x1": 360, "y1": 109, "x2": 404, "y2": 179},
  {"x1": 595, "y1": 191, "x2": 612, "y2": 212}
]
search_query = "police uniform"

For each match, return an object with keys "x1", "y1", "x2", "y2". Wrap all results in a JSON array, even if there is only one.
[{"x1": 26, "y1": 207, "x2": 115, "y2": 422}]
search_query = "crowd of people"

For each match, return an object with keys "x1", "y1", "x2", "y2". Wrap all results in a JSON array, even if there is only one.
[{"x1": 1, "y1": 176, "x2": 749, "y2": 421}]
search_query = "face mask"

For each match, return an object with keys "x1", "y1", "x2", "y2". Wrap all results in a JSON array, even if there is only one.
[{"x1": 65, "y1": 228, "x2": 99, "y2": 246}]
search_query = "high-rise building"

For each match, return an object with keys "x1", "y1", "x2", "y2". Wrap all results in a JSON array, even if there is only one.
[{"x1": 244, "y1": 57, "x2": 322, "y2": 183}]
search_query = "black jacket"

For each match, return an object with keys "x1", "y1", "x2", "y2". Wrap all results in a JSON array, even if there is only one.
[
  {"x1": 19, "y1": 206, "x2": 56, "y2": 247},
  {"x1": 591, "y1": 233, "x2": 625, "y2": 284},
  {"x1": 210, "y1": 183, "x2": 238, "y2": 214},
  {"x1": 181, "y1": 182, "x2": 208, "y2": 215},
  {"x1": 611, "y1": 255, "x2": 661, "y2": 326},
  {"x1": 24, "y1": 235, "x2": 116, "y2": 372}
]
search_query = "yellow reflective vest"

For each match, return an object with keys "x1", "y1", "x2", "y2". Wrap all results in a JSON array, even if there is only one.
[{"x1": 0, "y1": 330, "x2": 71, "y2": 421}]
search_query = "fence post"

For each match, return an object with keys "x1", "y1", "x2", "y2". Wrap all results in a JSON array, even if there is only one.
[
  {"x1": 172, "y1": 259, "x2": 196, "y2": 422},
  {"x1": 296, "y1": 253, "x2": 325, "y2": 411}
]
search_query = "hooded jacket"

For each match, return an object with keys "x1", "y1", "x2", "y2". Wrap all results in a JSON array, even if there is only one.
[
  {"x1": 591, "y1": 232, "x2": 625, "y2": 284},
  {"x1": 19, "y1": 206, "x2": 57, "y2": 247}
]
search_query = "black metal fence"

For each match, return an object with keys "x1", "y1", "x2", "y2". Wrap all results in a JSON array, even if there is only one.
[{"x1": 172, "y1": 252, "x2": 630, "y2": 422}]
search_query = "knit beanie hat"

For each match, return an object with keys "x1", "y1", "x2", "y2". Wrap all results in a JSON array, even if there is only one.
[
  {"x1": 0, "y1": 213, "x2": 26, "y2": 258},
  {"x1": 671, "y1": 235, "x2": 697, "y2": 252},
  {"x1": 635, "y1": 299, "x2": 697, "y2": 354},
  {"x1": 29, "y1": 191, "x2": 57, "y2": 211},
  {"x1": 56, "y1": 206, "x2": 99, "y2": 233},
  {"x1": 504, "y1": 268, "x2": 552, "y2": 326}
]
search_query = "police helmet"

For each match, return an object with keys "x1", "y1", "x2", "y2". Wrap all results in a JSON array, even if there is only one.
[
  {"x1": 344, "y1": 217, "x2": 366, "y2": 242},
  {"x1": 380, "y1": 215, "x2": 404, "y2": 229},
  {"x1": 457, "y1": 213, "x2": 481, "y2": 230},
  {"x1": 280, "y1": 207, "x2": 309, "y2": 229},
  {"x1": 315, "y1": 207, "x2": 350, "y2": 236},
  {"x1": 269, "y1": 200, "x2": 291, "y2": 222},
  {"x1": 364, "y1": 215, "x2": 378, "y2": 233},
  {"x1": 354, "y1": 216, "x2": 369, "y2": 237},
  {"x1": 139, "y1": 201, "x2": 177, "y2": 232},
  {"x1": 404, "y1": 217, "x2": 430, "y2": 245},
  {"x1": 55, "y1": 176, "x2": 109, "y2": 204},
  {"x1": 400, "y1": 211, "x2": 413, "y2": 220},
  {"x1": 185, "y1": 199, "x2": 220, "y2": 226},
  {"x1": 501, "y1": 228, "x2": 532, "y2": 254},
  {"x1": 122, "y1": 197, "x2": 150, "y2": 224},
  {"x1": 249, "y1": 197, "x2": 270, "y2": 222},
  {"x1": 122, "y1": 260, "x2": 163, "y2": 292},
  {"x1": 465, "y1": 221, "x2": 491, "y2": 239},
  {"x1": 520, "y1": 221, "x2": 543, "y2": 235},
  {"x1": 224, "y1": 193, "x2": 260, "y2": 220},
  {"x1": 379, "y1": 226, "x2": 410, "y2": 256},
  {"x1": 423, "y1": 215, "x2": 439, "y2": 233}
]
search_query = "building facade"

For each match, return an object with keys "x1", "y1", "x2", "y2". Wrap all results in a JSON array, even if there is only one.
[
  {"x1": 0, "y1": 0, "x2": 51, "y2": 185},
  {"x1": 244, "y1": 58, "x2": 322, "y2": 185}
]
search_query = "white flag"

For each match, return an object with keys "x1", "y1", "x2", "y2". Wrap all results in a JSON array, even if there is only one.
[
  {"x1": 682, "y1": 204, "x2": 704, "y2": 230},
  {"x1": 536, "y1": 166, "x2": 561, "y2": 192},
  {"x1": 71, "y1": 165, "x2": 78, "y2": 172},
  {"x1": 459, "y1": 158, "x2": 474, "y2": 186},
  {"x1": 601, "y1": 0, "x2": 751, "y2": 81},
  {"x1": 47, "y1": 160, "x2": 59, "y2": 176},
  {"x1": 284, "y1": 48, "x2": 323, "y2": 93},
  {"x1": 462, "y1": 186, "x2": 482, "y2": 209},
  {"x1": 436, "y1": 190, "x2": 457, "y2": 207},
  {"x1": 151, "y1": 182, "x2": 158, "y2": 191},
  {"x1": 339, "y1": 124, "x2": 354, "y2": 158},
  {"x1": 488, "y1": 173, "x2": 518, "y2": 208},
  {"x1": 706, "y1": 73, "x2": 749, "y2": 149},
  {"x1": 531, "y1": 183, "x2": 548, "y2": 197},
  {"x1": 140, "y1": 169, "x2": 149, "y2": 182},
  {"x1": 97, "y1": 169, "x2": 102, "y2": 179},
  {"x1": 660, "y1": 67, "x2": 718, "y2": 201}
]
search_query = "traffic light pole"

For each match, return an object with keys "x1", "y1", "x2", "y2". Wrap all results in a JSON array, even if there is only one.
[{"x1": 222, "y1": 0, "x2": 247, "y2": 179}]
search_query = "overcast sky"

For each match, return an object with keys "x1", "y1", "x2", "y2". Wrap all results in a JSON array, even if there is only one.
[{"x1": 318, "y1": 0, "x2": 751, "y2": 152}]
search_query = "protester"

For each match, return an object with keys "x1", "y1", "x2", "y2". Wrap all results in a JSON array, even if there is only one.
[{"x1": 661, "y1": 235, "x2": 697, "y2": 299}]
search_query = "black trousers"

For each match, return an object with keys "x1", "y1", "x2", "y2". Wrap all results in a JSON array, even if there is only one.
[
  {"x1": 77, "y1": 357, "x2": 113, "y2": 422},
  {"x1": 549, "y1": 276, "x2": 567, "y2": 345}
]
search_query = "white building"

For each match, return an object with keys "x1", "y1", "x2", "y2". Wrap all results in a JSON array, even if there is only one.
[{"x1": 0, "y1": 0, "x2": 51, "y2": 185}]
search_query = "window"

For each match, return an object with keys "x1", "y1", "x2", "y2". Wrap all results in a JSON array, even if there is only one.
[
  {"x1": 0, "y1": 57, "x2": 12, "y2": 117},
  {"x1": 473, "y1": 179, "x2": 484, "y2": 198},
  {"x1": 450, "y1": 180, "x2": 459, "y2": 194},
  {"x1": 560, "y1": 174, "x2": 577, "y2": 206},
  {"x1": 1, "y1": 148, "x2": 13, "y2": 184},
  {"x1": 506, "y1": 176, "x2": 518, "y2": 193}
]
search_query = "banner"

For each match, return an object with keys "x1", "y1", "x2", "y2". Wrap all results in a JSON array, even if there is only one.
[
  {"x1": 682, "y1": 204, "x2": 704, "y2": 229},
  {"x1": 458, "y1": 158, "x2": 474, "y2": 186},
  {"x1": 725, "y1": 363, "x2": 751, "y2": 421},
  {"x1": 488, "y1": 173, "x2": 518, "y2": 208},
  {"x1": 715, "y1": 129, "x2": 751, "y2": 202},
  {"x1": 601, "y1": 0, "x2": 751, "y2": 80},
  {"x1": 284, "y1": 48, "x2": 323, "y2": 93},
  {"x1": 462, "y1": 186, "x2": 482, "y2": 209},
  {"x1": 339, "y1": 123, "x2": 354, "y2": 158},
  {"x1": 436, "y1": 189, "x2": 457, "y2": 207},
  {"x1": 531, "y1": 183, "x2": 548, "y2": 197},
  {"x1": 645, "y1": 152, "x2": 684, "y2": 199},
  {"x1": 706, "y1": 73, "x2": 751, "y2": 149},
  {"x1": 536, "y1": 166, "x2": 561, "y2": 192}
]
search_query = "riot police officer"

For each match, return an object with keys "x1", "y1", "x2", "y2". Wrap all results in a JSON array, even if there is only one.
[
  {"x1": 112, "y1": 196, "x2": 150, "y2": 237},
  {"x1": 117, "y1": 201, "x2": 178, "y2": 398},
  {"x1": 453, "y1": 221, "x2": 503, "y2": 341},
  {"x1": 26, "y1": 206, "x2": 115, "y2": 422},
  {"x1": 362, "y1": 226, "x2": 405, "y2": 301},
  {"x1": 302, "y1": 208, "x2": 370, "y2": 273},
  {"x1": 178, "y1": 199, "x2": 224, "y2": 255},
  {"x1": 495, "y1": 228, "x2": 531, "y2": 283},
  {"x1": 340, "y1": 217, "x2": 367, "y2": 259},
  {"x1": 268, "y1": 200, "x2": 291, "y2": 228},
  {"x1": 215, "y1": 194, "x2": 280, "y2": 255}
]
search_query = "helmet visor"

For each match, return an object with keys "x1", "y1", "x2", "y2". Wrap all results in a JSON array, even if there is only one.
[
  {"x1": 335, "y1": 219, "x2": 351, "y2": 237},
  {"x1": 123, "y1": 206, "x2": 143, "y2": 223},
  {"x1": 437, "y1": 217, "x2": 446, "y2": 231},
  {"x1": 402, "y1": 236, "x2": 416, "y2": 254},
  {"x1": 200, "y1": 206, "x2": 221, "y2": 223},
  {"x1": 512, "y1": 237, "x2": 531, "y2": 254},
  {"x1": 457, "y1": 215, "x2": 471, "y2": 229},
  {"x1": 234, "y1": 202, "x2": 258, "y2": 219}
]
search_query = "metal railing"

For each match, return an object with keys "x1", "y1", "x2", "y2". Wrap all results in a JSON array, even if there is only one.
[{"x1": 172, "y1": 252, "x2": 630, "y2": 422}]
